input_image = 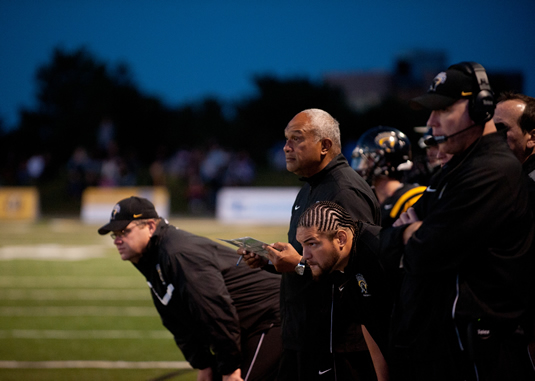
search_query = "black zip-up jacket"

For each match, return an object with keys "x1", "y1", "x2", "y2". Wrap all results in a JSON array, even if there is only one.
[
  {"x1": 282, "y1": 153, "x2": 381, "y2": 351},
  {"x1": 381, "y1": 133, "x2": 535, "y2": 357},
  {"x1": 330, "y1": 222, "x2": 392, "y2": 352},
  {"x1": 299, "y1": 222, "x2": 393, "y2": 379},
  {"x1": 134, "y1": 221, "x2": 281, "y2": 375},
  {"x1": 523, "y1": 154, "x2": 535, "y2": 214}
]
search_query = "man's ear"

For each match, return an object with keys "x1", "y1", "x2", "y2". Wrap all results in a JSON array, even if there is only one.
[
  {"x1": 320, "y1": 138, "x2": 333, "y2": 155},
  {"x1": 527, "y1": 129, "x2": 535, "y2": 150},
  {"x1": 147, "y1": 220, "x2": 157, "y2": 236},
  {"x1": 336, "y1": 230, "x2": 348, "y2": 249}
]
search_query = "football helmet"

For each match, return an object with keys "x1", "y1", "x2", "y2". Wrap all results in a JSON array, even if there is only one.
[{"x1": 351, "y1": 126, "x2": 413, "y2": 182}]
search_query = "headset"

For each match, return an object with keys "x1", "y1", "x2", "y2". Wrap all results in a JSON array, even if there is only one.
[
  {"x1": 453, "y1": 61, "x2": 495, "y2": 124},
  {"x1": 423, "y1": 62, "x2": 496, "y2": 147}
]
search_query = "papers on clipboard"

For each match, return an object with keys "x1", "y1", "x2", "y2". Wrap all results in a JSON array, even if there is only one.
[{"x1": 218, "y1": 237, "x2": 271, "y2": 259}]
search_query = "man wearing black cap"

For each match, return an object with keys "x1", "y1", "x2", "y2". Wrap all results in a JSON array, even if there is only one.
[
  {"x1": 381, "y1": 63, "x2": 535, "y2": 380},
  {"x1": 98, "y1": 196, "x2": 282, "y2": 381}
]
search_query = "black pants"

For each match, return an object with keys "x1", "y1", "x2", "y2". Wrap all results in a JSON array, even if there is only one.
[
  {"x1": 390, "y1": 321, "x2": 535, "y2": 381},
  {"x1": 462, "y1": 320, "x2": 535, "y2": 381},
  {"x1": 212, "y1": 325, "x2": 282, "y2": 381},
  {"x1": 242, "y1": 325, "x2": 282, "y2": 381}
]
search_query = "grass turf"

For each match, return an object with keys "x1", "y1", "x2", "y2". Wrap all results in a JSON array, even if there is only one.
[{"x1": 0, "y1": 217, "x2": 287, "y2": 380}]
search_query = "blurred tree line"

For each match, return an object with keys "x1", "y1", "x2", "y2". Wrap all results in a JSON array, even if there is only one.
[{"x1": 0, "y1": 47, "x2": 429, "y2": 214}]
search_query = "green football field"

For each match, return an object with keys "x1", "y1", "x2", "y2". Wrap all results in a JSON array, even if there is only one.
[{"x1": 0, "y1": 217, "x2": 288, "y2": 381}]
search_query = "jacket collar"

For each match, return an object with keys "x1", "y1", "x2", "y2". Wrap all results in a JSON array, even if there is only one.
[
  {"x1": 523, "y1": 154, "x2": 535, "y2": 176},
  {"x1": 441, "y1": 132, "x2": 502, "y2": 173},
  {"x1": 300, "y1": 153, "x2": 347, "y2": 185},
  {"x1": 136, "y1": 219, "x2": 168, "y2": 267}
]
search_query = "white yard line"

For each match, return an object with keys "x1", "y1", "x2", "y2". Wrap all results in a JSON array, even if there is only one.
[
  {"x1": 0, "y1": 360, "x2": 192, "y2": 369},
  {"x1": 0, "y1": 276, "x2": 144, "y2": 288},
  {"x1": 0, "y1": 330, "x2": 171, "y2": 339},
  {"x1": 0, "y1": 288, "x2": 149, "y2": 300},
  {"x1": 0, "y1": 244, "x2": 108, "y2": 261},
  {"x1": 0, "y1": 306, "x2": 156, "y2": 316}
]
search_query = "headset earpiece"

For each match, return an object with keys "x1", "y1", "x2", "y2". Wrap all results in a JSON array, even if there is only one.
[{"x1": 456, "y1": 62, "x2": 495, "y2": 124}]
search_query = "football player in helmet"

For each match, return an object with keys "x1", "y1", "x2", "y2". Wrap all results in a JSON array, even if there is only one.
[{"x1": 352, "y1": 126, "x2": 426, "y2": 228}]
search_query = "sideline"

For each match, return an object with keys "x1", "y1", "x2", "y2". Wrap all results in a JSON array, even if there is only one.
[{"x1": 0, "y1": 360, "x2": 192, "y2": 369}]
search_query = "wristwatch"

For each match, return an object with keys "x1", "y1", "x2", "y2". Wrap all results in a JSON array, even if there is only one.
[{"x1": 295, "y1": 256, "x2": 306, "y2": 275}]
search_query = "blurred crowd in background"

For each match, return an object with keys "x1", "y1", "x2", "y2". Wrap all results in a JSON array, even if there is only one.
[
  {"x1": 9, "y1": 116, "x2": 437, "y2": 216},
  {"x1": 1, "y1": 47, "x2": 494, "y2": 215}
]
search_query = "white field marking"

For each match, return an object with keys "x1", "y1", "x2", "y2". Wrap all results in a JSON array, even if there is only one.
[
  {"x1": 0, "y1": 360, "x2": 192, "y2": 369},
  {"x1": 0, "y1": 288, "x2": 149, "y2": 300},
  {"x1": 0, "y1": 244, "x2": 108, "y2": 261},
  {"x1": 0, "y1": 329, "x2": 171, "y2": 339},
  {"x1": 0, "y1": 276, "x2": 145, "y2": 288},
  {"x1": 0, "y1": 306, "x2": 157, "y2": 316}
]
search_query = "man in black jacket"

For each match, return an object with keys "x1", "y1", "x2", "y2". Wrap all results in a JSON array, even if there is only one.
[
  {"x1": 384, "y1": 62, "x2": 535, "y2": 380},
  {"x1": 296, "y1": 201, "x2": 392, "y2": 380},
  {"x1": 494, "y1": 92, "x2": 535, "y2": 207},
  {"x1": 98, "y1": 196, "x2": 282, "y2": 381},
  {"x1": 241, "y1": 109, "x2": 381, "y2": 380},
  {"x1": 351, "y1": 125, "x2": 426, "y2": 228},
  {"x1": 494, "y1": 91, "x2": 535, "y2": 363}
]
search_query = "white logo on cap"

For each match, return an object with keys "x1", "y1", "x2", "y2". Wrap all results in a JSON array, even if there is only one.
[
  {"x1": 429, "y1": 72, "x2": 447, "y2": 92},
  {"x1": 111, "y1": 204, "x2": 120, "y2": 220}
]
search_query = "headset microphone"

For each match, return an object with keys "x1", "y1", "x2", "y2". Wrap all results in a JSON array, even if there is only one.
[
  {"x1": 423, "y1": 135, "x2": 445, "y2": 146},
  {"x1": 423, "y1": 123, "x2": 478, "y2": 147}
]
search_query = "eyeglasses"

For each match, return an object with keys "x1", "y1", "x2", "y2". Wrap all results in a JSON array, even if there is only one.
[
  {"x1": 110, "y1": 228, "x2": 134, "y2": 240},
  {"x1": 110, "y1": 221, "x2": 147, "y2": 240}
]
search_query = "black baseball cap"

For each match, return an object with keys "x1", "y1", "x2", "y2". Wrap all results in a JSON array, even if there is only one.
[
  {"x1": 98, "y1": 196, "x2": 159, "y2": 235},
  {"x1": 410, "y1": 63, "x2": 479, "y2": 111}
]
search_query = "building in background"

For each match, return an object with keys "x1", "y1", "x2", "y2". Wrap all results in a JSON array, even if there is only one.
[{"x1": 324, "y1": 50, "x2": 523, "y2": 113}]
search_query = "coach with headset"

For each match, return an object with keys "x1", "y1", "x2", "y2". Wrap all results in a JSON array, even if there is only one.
[{"x1": 380, "y1": 62, "x2": 535, "y2": 380}]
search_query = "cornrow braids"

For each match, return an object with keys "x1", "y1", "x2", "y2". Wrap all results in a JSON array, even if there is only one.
[{"x1": 298, "y1": 201, "x2": 359, "y2": 240}]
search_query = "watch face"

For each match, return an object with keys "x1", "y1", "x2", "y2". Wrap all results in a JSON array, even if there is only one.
[{"x1": 295, "y1": 263, "x2": 305, "y2": 275}]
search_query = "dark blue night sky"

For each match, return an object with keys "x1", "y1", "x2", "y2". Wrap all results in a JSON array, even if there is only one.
[{"x1": 1, "y1": 0, "x2": 534, "y2": 129}]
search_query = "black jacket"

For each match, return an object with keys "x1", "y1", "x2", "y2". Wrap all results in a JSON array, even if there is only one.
[
  {"x1": 382, "y1": 133, "x2": 535, "y2": 357},
  {"x1": 134, "y1": 221, "x2": 281, "y2": 375},
  {"x1": 330, "y1": 222, "x2": 392, "y2": 352},
  {"x1": 523, "y1": 154, "x2": 535, "y2": 214},
  {"x1": 282, "y1": 153, "x2": 381, "y2": 351},
  {"x1": 302, "y1": 222, "x2": 393, "y2": 380}
]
